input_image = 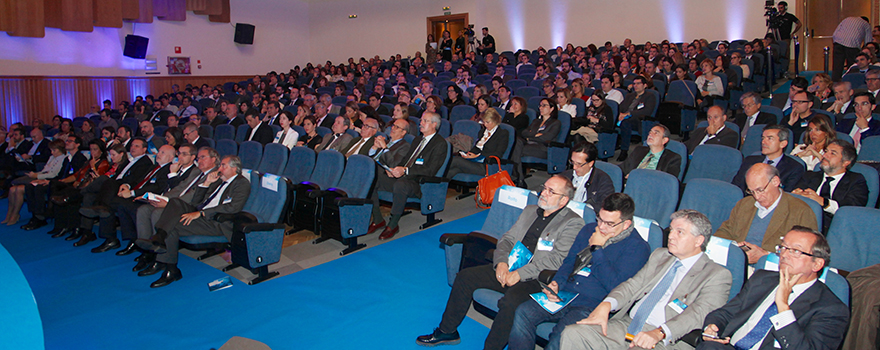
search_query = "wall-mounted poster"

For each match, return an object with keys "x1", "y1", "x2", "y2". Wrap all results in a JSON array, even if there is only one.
[{"x1": 167, "y1": 57, "x2": 191, "y2": 75}]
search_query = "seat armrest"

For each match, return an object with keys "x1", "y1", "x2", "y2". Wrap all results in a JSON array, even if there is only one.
[
  {"x1": 679, "y1": 329, "x2": 703, "y2": 347},
  {"x1": 307, "y1": 189, "x2": 325, "y2": 198},
  {"x1": 241, "y1": 222, "x2": 286, "y2": 233},
  {"x1": 216, "y1": 212, "x2": 259, "y2": 232},
  {"x1": 549, "y1": 141, "x2": 568, "y2": 148},
  {"x1": 417, "y1": 176, "x2": 450, "y2": 184},
  {"x1": 335, "y1": 197, "x2": 371, "y2": 206},
  {"x1": 293, "y1": 181, "x2": 321, "y2": 191},
  {"x1": 440, "y1": 233, "x2": 468, "y2": 246},
  {"x1": 538, "y1": 270, "x2": 558, "y2": 284}
]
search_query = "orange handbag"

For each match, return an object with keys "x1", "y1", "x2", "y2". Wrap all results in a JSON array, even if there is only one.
[{"x1": 475, "y1": 156, "x2": 515, "y2": 209}]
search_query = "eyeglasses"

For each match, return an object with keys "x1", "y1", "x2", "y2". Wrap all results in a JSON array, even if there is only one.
[
  {"x1": 597, "y1": 217, "x2": 626, "y2": 228},
  {"x1": 569, "y1": 159, "x2": 588, "y2": 168},
  {"x1": 539, "y1": 185, "x2": 565, "y2": 197},
  {"x1": 776, "y1": 244, "x2": 815, "y2": 258},
  {"x1": 745, "y1": 178, "x2": 775, "y2": 196},
  {"x1": 363, "y1": 124, "x2": 378, "y2": 130},
  {"x1": 790, "y1": 100, "x2": 811, "y2": 104}
]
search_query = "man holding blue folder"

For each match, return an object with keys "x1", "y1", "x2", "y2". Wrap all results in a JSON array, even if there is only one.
[
  {"x1": 416, "y1": 175, "x2": 584, "y2": 350},
  {"x1": 508, "y1": 193, "x2": 651, "y2": 350}
]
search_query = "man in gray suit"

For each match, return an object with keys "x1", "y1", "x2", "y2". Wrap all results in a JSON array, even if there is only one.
[
  {"x1": 416, "y1": 175, "x2": 585, "y2": 350},
  {"x1": 137, "y1": 155, "x2": 250, "y2": 288},
  {"x1": 561, "y1": 209, "x2": 732, "y2": 350},
  {"x1": 366, "y1": 119, "x2": 411, "y2": 235},
  {"x1": 131, "y1": 146, "x2": 219, "y2": 274},
  {"x1": 316, "y1": 116, "x2": 353, "y2": 152}
]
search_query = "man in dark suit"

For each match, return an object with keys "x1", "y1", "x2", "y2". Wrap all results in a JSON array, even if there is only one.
[
  {"x1": 139, "y1": 120, "x2": 165, "y2": 154},
  {"x1": 735, "y1": 92, "x2": 777, "y2": 139},
  {"x1": 243, "y1": 110, "x2": 274, "y2": 146},
  {"x1": 561, "y1": 210, "x2": 732, "y2": 349},
  {"x1": 616, "y1": 76, "x2": 657, "y2": 161},
  {"x1": 224, "y1": 101, "x2": 245, "y2": 128},
  {"x1": 183, "y1": 123, "x2": 210, "y2": 149},
  {"x1": 560, "y1": 142, "x2": 614, "y2": 212},
  {"x1": 369, "y1": 93, "x2": 391, "y2": 116},
  {"x1": 88, "y1": 145, "x2": 177, "y2": 253},
  {"x1": 771, "y1": 77, "x2": 808, "y2": 113},
  {"x1": 793, "y1": 139, "x2": 868, "y2": 231},
  {"x1": 204, "y1": 105, "x2": 228, "y2": 128},
  {"x1": 20, "y1": 136, "x2": 88, "y2": 231},
  {"x1": 835, "y1": 92, "x2": 880, "y2": 152},
  {"x1": 416, "y1": 175, "x2": 584, "y2": 349},
  {"x1": 1, "y1": 128, "x2": 33, "y2": 175},
  {"x1": 316, "y1": 116, "x2": 353, "y2": 152},
  {"x1": 699, "y1": 227, "x2": 849, "y2": 350},
  {"x1": 620, "y1": 124, "x2": 682, "y2": 178},
  {"x1": 150, "y1": 100, "x2": 173, "y2": 127},
  {"x1": 75, "y1": 139, "x2": 155, "y2": 247},
  {"x1": 494, "y1": 86, "x2": 513, "y2": 111},
  {"x1": 372, "y1": 112, "x2": 448, "y2": 240},
  {"x1": 132, "y1": 146, "x2": 217, "y2": 273},
  {"x1": 341, "y1": 117, "x2": 379, "y2": 157},
  {"x1": 686, "y1": 106, "x2": 739, "y2": 154},
  {"x1": 137, "y1": 155, "x2": 250, "y2": 288},
  {"x1": 366, "y1": 119, "x2": 412, "y2": 235},
  {"x1": 265, "y1": 101, "x2": 282, "y2": 126},
  {"x1": 823, "y1": 81, "x2": 855, "y2": 119},
  {"x1": 733, "y1": 124, "x2": 805, "y2": 193}
]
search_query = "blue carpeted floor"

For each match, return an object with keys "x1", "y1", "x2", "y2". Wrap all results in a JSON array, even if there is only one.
[{"x1": 0, "y1": 203, "x2": 493, "y2": 350}]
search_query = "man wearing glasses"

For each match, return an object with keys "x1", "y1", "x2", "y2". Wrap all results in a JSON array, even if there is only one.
[
  {"x1": 715, "y1": 163, "x2": 817, "y2": 264},
  {"x1": 734, "y1": 92, "x2": 777, "y2": 138},
  {"x1": 782, "y1": 90, "x2": 816, "y2": 143},
  {"x1": 835, "y1": 92, "x2": 880, "y2": 151},
  {"x1": 865, "y1": 70, "x2": 880, "y2": 112},
  {"x1": 699, "y1": 227, "x2": 849, "y2": 350},
  {"x1": 732, "y1": 124, "x2": 804, "y2": 194},
  {"x1": 560, "y1": 142, "x2": 614, "y2": 212},
  {"x1": 416, "y1": 176, "x2": 583, "y2": 349},
  {"x1": 771, "y1": 77, "x2": 809, "y2": 113},
  {"x1": 793, "y1": 139, "x2": 868, "y2": 232},
  {"x1": 341, "y1": 117, "x2": 379, "y2": 157},
  {"x1": 509, "y1": 193, "x2": 650, "y2": 350},
  {"x1": 616, "y1": 76, "x2": 657, "y2": 161},
  {"x1": 620, "y1": 124, "x2": 681, "y2": 179}
]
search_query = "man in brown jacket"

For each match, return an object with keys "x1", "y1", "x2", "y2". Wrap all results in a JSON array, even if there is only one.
[{"x1": 714, "y1": 163, "x2": 817, "y2": 264}]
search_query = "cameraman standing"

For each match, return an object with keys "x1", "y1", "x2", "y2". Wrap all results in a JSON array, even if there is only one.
[
  {"x1": 772, "y1": 1, "x2": 801, "y2": 59},
  {"x1": 478, "y1": 27, "x2": 496, "y2": 56}
]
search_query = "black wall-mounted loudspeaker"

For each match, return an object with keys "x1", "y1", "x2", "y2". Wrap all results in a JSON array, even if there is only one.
[
  {"x1": 123, "y1": 35, "x2": 149, "y2": 59},
  {"x1": 234, "y1": 23, "x2": 255, "y2": 45}
]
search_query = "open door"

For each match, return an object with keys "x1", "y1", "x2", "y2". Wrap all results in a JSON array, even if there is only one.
[
  {"x1": 427, "y1": 13, "x2": 470, "y2": 56},
  {"x1": 801, "y1": 0, "x2": 874, "y2": 71}
]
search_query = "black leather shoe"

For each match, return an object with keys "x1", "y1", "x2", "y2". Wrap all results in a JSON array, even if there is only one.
[
  {"x1": 73, "y1": 231, "x2": 97, "y2": 247},
  {"x1": 138, "y1": 262, "x2": 164, "y2": 277},
  {"x1": 91, "y1": 238, "x2": 121, "y2": 253},
  {"x1": 415, "y1": 328, "x2": 461, "y2": 346},
  {"x1": 116, "y1": 242, "x2": 138, "y2": 256},
  {"x1": 132, "y1": 258, "x2": 152, "y2": 272},
  {"x1": 616, "y1": 150, "x2": 628, "y2": 162},
  {"x1": 65, "y1": 228, "x2": 84, "y2": 241},
  {"x1": 47, "y1": 226, "x2": 63, "y2": 235},
  {"x1": 22, "y1": 218, "x2": 47, "y2": 231},
  {"x1": 51, "y1": 228, "x2": 72, "y2": 238},
  {"x1": 150, "y1": 269, "x2": 182, "y2": 288},
  {"x1": 50, "y1": 195, "x2": 70, "y2": 205}
]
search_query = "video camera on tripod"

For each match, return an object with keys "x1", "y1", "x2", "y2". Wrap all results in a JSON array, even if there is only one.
[
  {"x1": 464, "y1": 24, "x2": 476, "y2": 44},
  {"x1": 763, "y1": 0, "x2": 783, "y2": 40}
]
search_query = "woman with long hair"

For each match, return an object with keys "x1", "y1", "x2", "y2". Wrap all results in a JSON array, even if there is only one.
[
  {"x1": 791, "y1": 114, "x2": 836, "y2": 170},
  {"x1": 297, "y1": 117, "x2": 323, "y2": 149},
  {"x1": 521, "y1": 98, "x2": 561, "y2": 159},
  {"x1": 47, "y1": 139, "x2": 110, "y2": 239}
]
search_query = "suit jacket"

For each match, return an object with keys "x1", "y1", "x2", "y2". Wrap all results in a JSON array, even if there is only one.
[
  {"x1": 374, "y1": 138, "x2": 411, "y2": 167},
  {"x1": 703, "y1": 270, "x2": 849, "y2": 350},
  {"x1": 794, "y1": 170, "x2": 868, "y2": 210},
  {"x1": 770, "y1": 94, "x2": 790, "y2": 111},
  {"x1": 835, "y1": 117, "x2": 880, "y2": 142},
  {"x1": 619, "y1": 145, "x2": 682, "y2": 178},
  {"x1": 561, "y1": 167, "x2": 615, "y2": 212},
  {"x1": 734, "y1": 111, "x2": 777, "y2": 132},
  {"x1": 150, "y1": 110, "x2": 173, "y2": 126},
  {"x1": 318, "y1": 115, "x2": 336, "y2": 129},
  {"x1": 619, "y1": 91, "x2": 657, "y2": 120},
  {"x1": 273, "y1": 128, "x2": 300, "y2": 150},
  {"x1": 493, "y1": 205, "x2": 585, "y2": 281},
  {"x1": 29, "y1": 139, "x2": 51, "y2": 165},
  {"x1": 686, "y1": 126, "x2": 739, "y2": 154},
  {"x1": 190, "y1": 174, "x2": 251, "y2": 239},
  {"x1": 116, "y1": 155, "x2": 154, "y2": 186},
  {"x1": 133, "y1": 162, "x2": 173, "y2": 197},
  {"x1": 227, "y1": 115, "x2": 245, "y2": 128},
  {"x1": 246, "y1": 122, "x2": 275, "y2": 146},
  {"x1": 375, "y1": 105, "x2": 391, "y2": 116},
  {"x1": 341, "y1": 136, "x2": 375, "y2": 156},
  {"x1": 607, "y1": 249, "x2": 732, "y2": 343},
  {"x1": 162, "y1": 164, "x2": 200, "y2": 198},
  {"x1": 317, "y1": 133, "x2": 354, "y2": 152},
  {"x1": 469, "y1": 126, "x2": 509, "y2": 158},
  {"x1": 191, "y1": 136, "x2": 210, "y2": 150},
  {"x1": 395, "y1": 132, "x2": 448, "y2": 177},
  {"x1": 733, "y1": 155, "x2": 806, "y2": 193},
  {"x1": 715, "y1": 193, "x2": 818, "y2": 252},
  {"x1": 208, "y1": 116, "x2": 229, "y2": 128}
]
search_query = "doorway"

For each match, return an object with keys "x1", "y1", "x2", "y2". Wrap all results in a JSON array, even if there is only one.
[
  {"x1": 800, "y1": 0, "x2": 874, "y2": 71},
  {"x1": 427, "y1": 13, "x2": 470, "y2": 55}
]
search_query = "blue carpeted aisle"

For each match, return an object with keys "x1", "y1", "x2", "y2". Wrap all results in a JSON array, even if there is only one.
[{"x1": 0, "y1": 203, "x2": 492, "y2": 350}]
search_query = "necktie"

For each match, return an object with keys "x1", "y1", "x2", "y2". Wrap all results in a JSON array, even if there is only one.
[
  {"x1": 180, "y1": 172, "x2": 206, "y2": 196},
  {"x1": 327, "y1": 134, "x2": 343, "y2": 149},
  {"x1": 819, "y1": 176, "x2": 833, "y2": 198},
  {"x1": 405, "y1": 138, "x2": 428, "y2": 168},
  {"x1": 198, "y1": 181, "x2": 227, "y2": 210},
  {"x1": 346, "y1": 138, "x2": 366, "y2": 157},
  {"x1": 766, "y1": 160, "x2": 774, "y2": 166},
  {"x1": 733, "y1": 303, "x2": 779, "y2": 350},
  {"x1": 627, "y1": 260, "x2": 683, "y2": 335},
  {"x1": 637, "y1": 153, "x2": 655, "y2": 169},
  {"x1": 853, "y1": 128, "x2": 862, "y2": 149},
  {"x1": 134, "y1": 165, "x2": 162, "y2": 190}
]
